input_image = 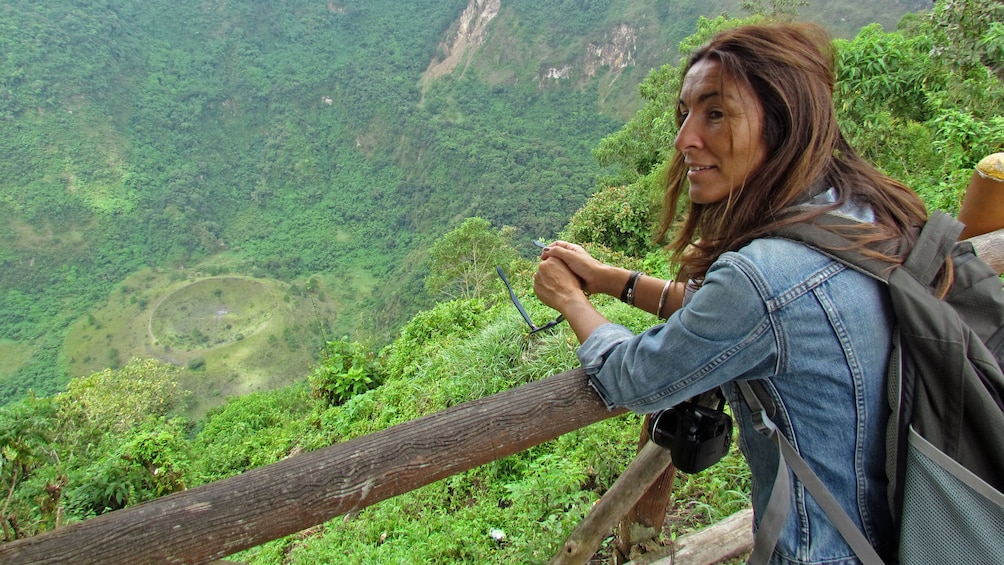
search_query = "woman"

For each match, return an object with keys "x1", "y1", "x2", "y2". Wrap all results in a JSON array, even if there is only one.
[{"x1": 533, "y1": 23, "x2": 927, "y2": 564}]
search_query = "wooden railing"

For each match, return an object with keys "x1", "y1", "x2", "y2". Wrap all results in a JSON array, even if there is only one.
[
  {"x1": 0, "y1": 369, "x2": 624, "y2": 564},
  {"x1": 2, "y1": 226, "x2": 1002, "y2": 565}
]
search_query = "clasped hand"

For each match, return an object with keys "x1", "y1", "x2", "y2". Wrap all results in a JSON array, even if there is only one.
[{"x1": 533, "y1": 241, "x2": 607, "y2": 313}]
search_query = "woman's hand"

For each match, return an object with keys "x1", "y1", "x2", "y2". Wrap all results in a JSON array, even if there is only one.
[
  {"x1": 533, "y1": 244, "x2": 612, "y2": 344},
  {"x1": 533, "y1": 252, "x2": 586, "y2": 312},
  {"x1": 538, "y1": 241, "x2": 617, "y2": 297},
  {"x1": 539, "y1": 240, "x2": 686, "y2": 320}
]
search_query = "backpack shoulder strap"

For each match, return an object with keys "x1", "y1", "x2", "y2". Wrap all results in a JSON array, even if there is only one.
[
  {"x1": 736, "y1": 380, "x2": 885, "y2": 565},
  {"x1": 900, "y1": 210, "x2": 963, "y2": 286},
  {"x1": 772, "y1": 210, "x2": 965, "y2": 289},
  {"x1": 768, "y1": 217, "x2": 893, "y2": 283}
]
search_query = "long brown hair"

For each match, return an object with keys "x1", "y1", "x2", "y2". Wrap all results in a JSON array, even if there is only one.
[{"x1": 658, "y1": 23, "x2": 928, "y2": 281}]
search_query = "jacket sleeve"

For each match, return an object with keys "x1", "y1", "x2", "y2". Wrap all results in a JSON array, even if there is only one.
[{"x1": 578, "y1": 253, "x2": 779, "y2": 413}]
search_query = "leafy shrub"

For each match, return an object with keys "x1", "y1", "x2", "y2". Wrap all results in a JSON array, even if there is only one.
[
  {"x1": 57, "y1": 358, "x2": 189, "y2": 434},
  {"x1": 562, "y1": 182, "x2": 660, "y2": 258},
  {"x1": 309, "y1": 340, "x2": 382, "y2": 407},
  {"x1": 382, "y1": 298, "x2": 488, "y2": 380},
  {"x1": 191, "y1": 386, "x2": 312, "y2": 481},
  {"x1": 0, "y1": 395, "x2": 59, "y2": 541},
  {"x1": 64, "y1": 417, "x2": 191, "y2": 519}
]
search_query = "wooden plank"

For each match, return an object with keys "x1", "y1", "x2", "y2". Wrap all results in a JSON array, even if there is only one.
[
  {"x1": 614, "y1": 416, "x2": 677, "y2": 564},
  {"x1": 614, "y1": 460, "x2": 676, "y2": 564},
  {"x1": 0, "y1": 369, "x2": 626, "y2": 565},
  {"x1": 670, "y1": 508, "x2": 754, "y2": 565},
  {"x1": 625, "y1": 508, "x2": 754, "y2": 565},
  {"x1": 548, "y1": 441, "x2": 674, "y2": 565},
  {"x1": 969, "y1": 227, "x2": 1004, "y2": 275}
]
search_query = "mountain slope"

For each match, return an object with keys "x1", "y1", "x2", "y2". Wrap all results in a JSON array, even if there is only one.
[{"x1": 0, "y1": 0, "x2": 928, "y2": 403}]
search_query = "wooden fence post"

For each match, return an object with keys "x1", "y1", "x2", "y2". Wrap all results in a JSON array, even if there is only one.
[
  {"x1": 613, "y1": 417, "x2": 677, "y2": 564},
  {"x1": 548, "y1": 441, "x2": 673, "y2": 565},
  {"x1": 971, "y1": 228, "x2": 1004, "y2": 272}
]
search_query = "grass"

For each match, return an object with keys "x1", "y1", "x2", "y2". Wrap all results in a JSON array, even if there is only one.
[
  {"x1": 149, "y1": 277, "x2": 277, "y2": 349},
  {"x1": 61, "y1": 261, "x2": 340, "y2": 419},
  {"x1": 223, "y1": 293, "x2": 752, "y2": 564},
  {"x1": 0, "y1": 339, "x2": 34, "y2": 383}
]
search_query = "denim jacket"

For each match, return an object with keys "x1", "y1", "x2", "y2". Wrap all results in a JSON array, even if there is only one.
[{"x1": 579, "y1": 234, "x2": 897, "y2": 564}]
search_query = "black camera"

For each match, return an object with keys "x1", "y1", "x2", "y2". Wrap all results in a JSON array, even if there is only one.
[{"x1": 648, "y1": 393, "x2": 733, "y2": 474}]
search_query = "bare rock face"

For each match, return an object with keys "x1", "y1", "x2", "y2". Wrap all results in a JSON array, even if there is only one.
[
  {"x1": 584, "y1": 23, "x2": 637, "y2": 77},
  {"x1": 423, "y1": 0, "x2": 638, "y2": 91},
  {"x1": 423, "y1": 0, "x2": 501, "y2": 83}
]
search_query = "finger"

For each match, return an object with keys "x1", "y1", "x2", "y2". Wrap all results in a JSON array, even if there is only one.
[{"x1": 551, "y1": 240, "x2": 580, "y2": 251}]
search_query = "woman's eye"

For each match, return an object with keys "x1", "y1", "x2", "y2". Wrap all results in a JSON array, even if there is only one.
[{"x1": 709, "y1": 109, "x2": 724, "y2": 120}]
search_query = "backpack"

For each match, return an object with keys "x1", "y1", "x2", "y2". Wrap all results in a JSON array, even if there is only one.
[{"x1": 738, "y1": 210, "x2": 1004, "y2": 565}]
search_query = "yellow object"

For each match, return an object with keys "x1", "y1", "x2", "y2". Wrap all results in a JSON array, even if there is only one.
[
  {"x1": 976, "y1": 153, "x2": 1004, "y2": 182},
  {"x1": 959, "y1": 153, "x2": 1004, "y2": 239}
]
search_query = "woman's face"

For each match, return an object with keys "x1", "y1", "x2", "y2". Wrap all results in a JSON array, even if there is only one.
[{"x1": 674, "y1": 58, "x2": 767, "y2": 205}]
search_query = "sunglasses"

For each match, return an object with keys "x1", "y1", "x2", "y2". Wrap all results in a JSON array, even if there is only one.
[{"x1": 496, "y1": 265, "x2": 565, "y2": 334}]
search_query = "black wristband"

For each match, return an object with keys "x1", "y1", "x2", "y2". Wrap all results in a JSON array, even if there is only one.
[{"x1": 621, "y1": 271, "x2": 643, "y2": 305}]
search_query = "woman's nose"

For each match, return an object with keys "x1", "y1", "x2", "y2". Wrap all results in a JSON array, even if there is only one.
[{"x1": 674, "y1": 116, "x2": 701, "y2": 152}]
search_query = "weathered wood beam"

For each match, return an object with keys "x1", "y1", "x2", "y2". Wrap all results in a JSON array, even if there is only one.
[
  {"x1": 548, "y1": 440, "x2": 674, "y2": 565},
  {"x1": 0, "y1": 369, "x2": 626, "y2": 565},
  {"x1": 969, "y1": 227, "x2": 1004, "y2": 275},
  {"x1": 626, "y1": 507, "x2": 754, "y2": 565}
]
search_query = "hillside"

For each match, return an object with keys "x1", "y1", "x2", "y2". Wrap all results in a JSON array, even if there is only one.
[
  {"x1": 0, "y1": 0, "x2": 928, "y2": 404},
  {"x1": 2, "y1": 2, "x2": 1002, "y2": 561}
]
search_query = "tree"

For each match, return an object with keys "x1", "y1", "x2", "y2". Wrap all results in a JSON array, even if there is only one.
[
  {"x1": 424, "y1": 218, "x2": 519, "y2": 300},
  {"x1": 56, "y1": 358, "x2": 189, "y2": 434},
  {"x1": 64, "y1": 418, "x2": 192, "y2": 518},
  {"x1": 563, "y1": 183, "x2": 660, "y2": 258},
  {"x1": 929, "y1": 0, "x2": 1004, "y2": 83},
  {"x1": 0, "y1": 396, "x2": 58, "y2": 541},
  {"x1": 739, "y1": 0, "x2": 809, "y2": 21}
]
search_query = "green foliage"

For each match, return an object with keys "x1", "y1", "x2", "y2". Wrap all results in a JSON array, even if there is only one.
[
  {"x1": 424, "y1": 218, "x2": 520, "y2": 300},
  {"x1": 562, "y1": 183, "x2": 661, "y2": 257},
  {"x1": 65, "y1": 417, "x2": 191, "y2": 519},
  {"x1": 739, "y1": 0, "x2": 809, "y2": 21},
  {"x1": 592, "y1": 63, "x2": 679, "y2": 185},
  {"x1": 929, "y1": 0, "x2": 1004, "y2": 82},
  {"x1": 309, "y1": 340, "x2": 382, "y2": 407},
  {"x1": 382, "y1": 298, "x2": 490, "y2": 381},
  {"x1": 56, "y1": 358, "x2": 188, "y2": 434},
  {"x1": 0, "y1": 395, "x2": 58, "y2": 541},
  {"x1": 191, "y1": 386, "x2": 312, "y2": 482},
  {"x1": 833, "y1": 14, "x2": 1004, "y2": 214},
  {"x1": 0, "y1": 364, "x2": 194, "y2": 537},
  {"x1": 835, "y1": 24, "x2": 935, "y2": 125},
  {"x1": 0, "y1": 0, "x2": 620, "y2": 401}
]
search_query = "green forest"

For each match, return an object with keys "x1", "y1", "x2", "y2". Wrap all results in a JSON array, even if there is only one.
[
  {"x1": 0, "y1": 0, "x2": 930, "y2": 405},
  {"x1": 2, "y1": 0, "x2": 1003, "y2": 562}
]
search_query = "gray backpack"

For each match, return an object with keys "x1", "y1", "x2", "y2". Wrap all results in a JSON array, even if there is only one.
[{"x1": 740, "y1": 210, "x2": 1004, "y2": 564}]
